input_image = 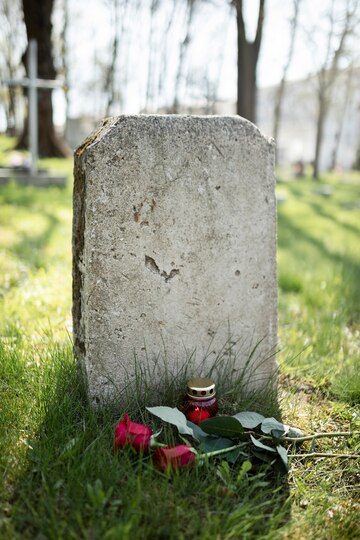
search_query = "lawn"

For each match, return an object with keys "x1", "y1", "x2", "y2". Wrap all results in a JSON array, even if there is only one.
[{"x1": 0, "y1": 137, "x2": 359, "y2": 539}]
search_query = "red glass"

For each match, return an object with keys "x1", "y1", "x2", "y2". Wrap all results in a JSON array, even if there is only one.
[
  {"x1": 183, "y1": 395, "x2": 218, "y2": 424},
  {"x1": 183, "y1": 378, "x2": 218, "y2": 424}
]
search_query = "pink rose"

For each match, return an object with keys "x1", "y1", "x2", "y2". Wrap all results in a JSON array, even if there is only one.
[
  {"x1": 114, "y1": 414, "x2": 152, "y2": 453},
  {"x1": 153, "y1": 445, "x2": 196, "y2": 471}
]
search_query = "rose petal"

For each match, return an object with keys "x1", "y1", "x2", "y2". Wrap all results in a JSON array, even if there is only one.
[
  {"x1": 114, "y1": 414, "x2": 153, "y2": 453},
  {"x1": 153, "y1": 445, "x2": 196, "y2": 471}
]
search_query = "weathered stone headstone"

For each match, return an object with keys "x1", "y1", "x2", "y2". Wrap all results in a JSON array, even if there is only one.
[{"x1": 73, "y1": 115, "x2": 277, "y2": 403}]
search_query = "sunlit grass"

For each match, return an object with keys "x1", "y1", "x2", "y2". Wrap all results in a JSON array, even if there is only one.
[
  {"x1": 0, "y1": 137, "x2": 73, "y2": 343},
  {"x1": 277, "y1": 172, "x2": 360, "y2": 392}
]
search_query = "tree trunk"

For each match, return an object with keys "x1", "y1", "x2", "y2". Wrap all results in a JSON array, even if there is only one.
[
  {"x1": 235, "y1": 0, "x2": 265, "y2": 123},
  {"x1": 353, "y1": 140, "x2": 360, "y2": 171},
  {"x1": 273, "y1": 0, "x2": 301, "y2": 160},
  {"x1": 158, "y1": 0, "x2": 179, "y2": 103},
  {"x1": 313, "y1": 96, "x2": 327, "y2": 180},
  {"x1": 329, "y1": 66, "x2": 353, "y2": 171},
  {"x1": 1, "y1": 0, "x2": 23, "y2": 135},
  {"x1": 311, "y1": 0, "x2": 355, "y2": 180},
  {"x1": 16, "y1": 0, "x2": 69, "y2": 157},
  {"x1": 145, "y1": 0, "x2": 159, "y2": 112},
  {"x1": 172, "y1": 0, "x2": 196, "y2": 114},
  {"x1": 104, "y1": 0, "x2": 124, "y2": 117},
  {"x1": 237, "y1": 41, "x2": 257, "y2": 121},
  {"x1": 6, "y1": 87, "x2": 17, "y2": 136},
  {"x1": 60, "y1": 0, "x2": 70, "y2": 123}
]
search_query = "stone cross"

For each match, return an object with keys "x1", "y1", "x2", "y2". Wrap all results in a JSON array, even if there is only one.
[
  {"x1": 3, "y1": 39, "x2": 63, "y2": 175},
  {"x1": 73, "y1": 115, "x2": 277, "y2": 404}
]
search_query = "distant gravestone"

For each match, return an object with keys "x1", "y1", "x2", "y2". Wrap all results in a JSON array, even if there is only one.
[{"x1": 73, "y1": 115, "x2": 277, "y2": 403}]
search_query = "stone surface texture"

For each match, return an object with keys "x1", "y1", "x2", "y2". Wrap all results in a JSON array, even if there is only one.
[{"x1": 73, "y1": 115, "x2": 277, "y2": 402}]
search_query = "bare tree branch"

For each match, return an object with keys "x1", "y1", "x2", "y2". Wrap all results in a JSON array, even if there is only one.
[{"x1": 272, "y1": 0, "x2": 301, "y2": 155}]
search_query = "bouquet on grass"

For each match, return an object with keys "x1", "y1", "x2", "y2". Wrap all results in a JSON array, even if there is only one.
[{"x1": 114, "y1": 407, "x2": 308, "y2": 473}]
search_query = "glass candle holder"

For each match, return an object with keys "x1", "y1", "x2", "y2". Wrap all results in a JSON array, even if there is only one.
[{"x1": 183, "y1": 377, "x2": 218, "y2": 424}]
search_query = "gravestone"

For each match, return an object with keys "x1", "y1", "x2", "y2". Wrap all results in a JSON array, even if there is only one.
[{"x1": 73, "y1": 115, "x2": 277, "y2": 403}]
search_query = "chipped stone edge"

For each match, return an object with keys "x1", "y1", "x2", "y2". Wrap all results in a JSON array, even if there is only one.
[{"x1": 74, "y1": 116, "x2": 118, "y2": 158}]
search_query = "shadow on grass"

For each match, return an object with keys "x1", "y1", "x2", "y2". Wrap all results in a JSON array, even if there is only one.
[
  {"x1": 6, "y1": 346, "x2": 290, "y2": 540},
  {"x1": 0, "y1": 181, "x2": 70, "y2": 209},
  {"x1": 307, "y1": 200, "x2": 360, "y2": 238},
  {"x1": 0, "y1": 181, "x2": 71, "y2": 271},
  {"x1": 10, "y1": 211, "x2": 60, "y2": 270},
  {"x1": 278, "y1": 212, "x2": 360, "y2": 325}
]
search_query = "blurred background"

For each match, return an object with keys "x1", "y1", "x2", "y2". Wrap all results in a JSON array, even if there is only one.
[{"x1": 1, "y1": 0, "x2": 360, "y2": 178}]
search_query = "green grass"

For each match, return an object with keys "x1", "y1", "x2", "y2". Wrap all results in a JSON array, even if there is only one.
[
  {"x1": 0, "y1": 342, "x2": 288, "y2": 540},
  {"x1": 277, "y1": 171, "x2": 360, "y2": 393},
  {"x1": 0, "y1": 144, "x2": 73, "y2": 342},
  {"x1": 0, "y1": 137, "x2": 359, "y2": 539}
]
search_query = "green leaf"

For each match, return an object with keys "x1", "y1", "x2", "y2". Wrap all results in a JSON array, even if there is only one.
[
  {"x1": 250, "y1": 434, "x2": 276, "y2": 453},
  {"x1": 222, "y1": 447, "x2": 245, "y2": 464},
  {"x1": 286, "y1": 426, "x2": 304, "y2": 438},
  {"x1": 186, "y1": 421, "x2": 209, "y2": 441},
  {"x1": 199, "y1": 416, "x2": 244, "y2": 438},
  {"x1": 271, "y1": 429, "x2": 285, "y2": 441},
  {"x1": 146, "y1": 406, "x2": 194, "y2": 437},
  {"x1": 233, "y1": 411, "x2": 265, "y2": 429},
  {"x1": 251, "y1": 450, "x2": 274, "y2": 463},
  {"x1": 236, "y1": 460, "x2": 252, "y2": 483},
  {"x1": 276, "y1": 445, "x2": 288, "y2": 471},
  {"x1": 202, "y1": 437, "x2": 247, "y2": 463},
  {"x1": 261, "y1": 418, "x2": 286, "y2": 435},
  {"x1": 201, "y1": 436, "x2": 234, "y2": 453}
]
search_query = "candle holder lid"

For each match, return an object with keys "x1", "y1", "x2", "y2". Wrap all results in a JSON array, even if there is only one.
[{"x1": 186, "y1": 377, "x2": 216, "y2": 399}]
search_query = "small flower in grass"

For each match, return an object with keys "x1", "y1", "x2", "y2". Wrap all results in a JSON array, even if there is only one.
[
  {"x1": 114, "y1": 413, "x2": 152, "y2": 453},
  {"x1": 153, "y1": 445, "x2": 197, "y2": 472}
]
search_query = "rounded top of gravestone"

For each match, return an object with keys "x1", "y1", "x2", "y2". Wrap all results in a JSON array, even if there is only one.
[{"x1": 75, "y1": 114, "x2": 274, "y2": 160}]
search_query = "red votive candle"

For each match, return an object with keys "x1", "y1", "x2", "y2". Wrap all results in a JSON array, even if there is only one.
[{"x1": 183, "y1": 377, "x2": 218, "y2": 424}]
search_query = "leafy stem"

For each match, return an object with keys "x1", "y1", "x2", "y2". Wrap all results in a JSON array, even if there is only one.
[
  {"x1": 289, "y1": 452, "x2": 359, "y2": 459},
  {"x1": 259, "y1": 431, "x2": 360, "y2": 443},
  {"x1": 199, "y1": 442, "x2": 247, "y2": 459}
]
